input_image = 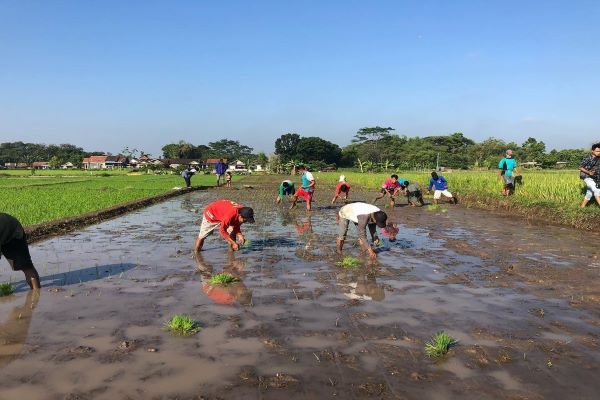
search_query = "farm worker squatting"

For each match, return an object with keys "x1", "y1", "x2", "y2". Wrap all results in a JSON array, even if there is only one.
[
  {"x1": 0, "y1": 213, "x2": 41, "y2": 290},
  {"x1": 373, "y1": 174, "x2": 402, "y2": 208},
  {"x1": 276, "y1": 179, "x2": 295, "y2": 204},
  {"x1": 290, "y1": 165, "x2": 315, "y2": 210},
  {"x1": 336, "y1": 202, "x2": 389, "y2": 259},
  {"x1": 194, "y1": 200, "x2": 255, "y2": 253}
]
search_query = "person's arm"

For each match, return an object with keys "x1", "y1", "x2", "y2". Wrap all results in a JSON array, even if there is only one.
[
  {"x1": 579, "y1": 166, "x2": 595, "y2": 176},
  {"x1": 428, "y1": 179, "x2": 433, "y2": 191},
  {"x1": 219, "y1": 213, "x2": 240, "y2": 250},
  {"x1": 357, "y1": 215, "x2": 377, "y2": 257},
  {"x1": 308, "y1": 179, "x2": 315, "y2": 190}
]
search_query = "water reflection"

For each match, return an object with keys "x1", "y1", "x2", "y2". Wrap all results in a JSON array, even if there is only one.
[
  {"x1": 336, "y1": 271, "x2": 385, "y2": 301},
  {"x1": 194, "y1": 253, "x2": 252, "y2": 306},
  {"x1": 0, "y1": 290, "x2": 39, "y2": 369}
]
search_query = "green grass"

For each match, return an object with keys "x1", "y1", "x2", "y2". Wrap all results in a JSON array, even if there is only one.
[
  {"x1": 163, "y1": 314, "x2": 201, "y2": 336},
  {"x1": 209, "y1": 273, "x2": 238, "y2": 285},
  {"x1": 0, "y1": 282, "x2": 15, "y2": 296},
  {"x1": 314, "y1": 170, "x2": 600, "y2": 228},
  {"x1": 424, "y1": 331, "x2": 457, "y2": 358},
  {"x1": 336, "y1": 256, "x2": 361, "y2": 269},
  {"x1": 0, "y1": 174, "x2": 237, "y2": 226}
]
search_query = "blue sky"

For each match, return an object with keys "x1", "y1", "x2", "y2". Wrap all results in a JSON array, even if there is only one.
[{"x1": 1, "y1": 0, "x2": 599, "y2": 156}]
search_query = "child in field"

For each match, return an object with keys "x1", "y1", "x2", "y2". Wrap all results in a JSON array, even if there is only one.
[
  {"x1": 225, "y1": 171, "x2": 232, "y2": 188},
  {"x1": 428, "y1": 172, "x2": 457, "y2": 204},
  {"x1": 331, "y1": 175, "x2": 351, "y2": 204},
  {"x1": 276, "y1": 180, "x2": 296, "y2": 203},
  {"x1": 373, "y1": 174, "x2": 402, "y2": 207},
  {"x1": 0, "y1": 213, "x2": 41, "y2": 290}
]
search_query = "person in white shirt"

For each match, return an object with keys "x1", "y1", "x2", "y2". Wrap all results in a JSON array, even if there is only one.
[{"x1": 337, "y1": 202, "x2": 388, "y2": 258}]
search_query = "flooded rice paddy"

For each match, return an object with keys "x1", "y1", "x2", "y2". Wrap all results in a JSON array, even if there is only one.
[{"x1": 1, "y1": 176, "x2": 599, "y2": 399}]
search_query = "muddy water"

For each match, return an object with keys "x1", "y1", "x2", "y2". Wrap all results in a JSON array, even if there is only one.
[{"x1": 1, "y1": 176, "x2": 599, "y2": 399}]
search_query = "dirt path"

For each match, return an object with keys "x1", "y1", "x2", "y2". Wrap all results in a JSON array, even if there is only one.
[{"x1": 1, "y1": 175, "x2": 598, "y2": 399}]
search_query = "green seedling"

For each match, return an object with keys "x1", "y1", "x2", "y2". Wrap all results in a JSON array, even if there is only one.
[
  {"x1": 336, "y1": 256, "x2": 360, "y2": 269},
  {"x1": 0, "y1": 282, "x2": 15, "y2": 297},
  {"x1": 427, "y1": 204, "x2": 441, "y2": 211},
  {"x1": 425, "y1": 331, "x2": 457, "y2": 358},
  {"x1": 209, "y1": 273, "x2": 239, "y2": 285},
  {"x1": 164, "y1": 314, "x2": 201, "y2": 336},
  {"x1": 242, "y1": 239, "x2": 252, "y2": 247}
]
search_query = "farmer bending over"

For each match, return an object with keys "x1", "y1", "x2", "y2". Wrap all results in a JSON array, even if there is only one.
[
  {"x1": 428, "y1": 172, "x2": 457, "y2": 204},
  {"x1": 276, "y1": 179, "x2": 296, "y2": 204},
  {"x1": 331, "y1": 175, "x2": 351, "y2": 204},
  {"x1": 194, "y1": 200, "x2": 255, "y2": 252},
  {"x1": 373, "y1": 174, "x2": 402, "y2": 207},
  {"x1": 337, "y1": 202, "x2": 388, "y2": 258},
  {"x1": 401, "y1": 180, "x2": 425, "y2": 206},
  {"x1": 290, "y1": 165, "x2": 315, "y2": 210},
  {"x1": 0, "y1": 213, "x2": 41, "y2": 290}
]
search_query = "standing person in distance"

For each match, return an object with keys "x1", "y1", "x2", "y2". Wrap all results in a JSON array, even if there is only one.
[
  {"x1": 331, "y1": 175, "x2": 351, "y2": 204},
  {"x1": 0, "y1": 213, "x2": 41, "y2": 290},
  {"x1": 498, "y1": 149, "x2": 519, "y2": 196},
  {"x1": 578, "y1": 142, "x2": 600, "y2": 208},
  {"x1": 215, "y1": 159, "x2": 228, "y2": 187},
  {"x1": 290, "y1": 165, "x2": 315, "y2": 211},
  {"x1": 336, "y1": 202, "x2": 389, "y2": 258}
]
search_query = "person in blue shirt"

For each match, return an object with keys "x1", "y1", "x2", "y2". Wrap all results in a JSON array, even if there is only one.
[
  {"x1": 428, "y1": 172, "x2": 457, "y2": 204},
  {"x1": 290, "y1": 165, "x2": 315, "y2": 210},
  {"x1": 498, "y1": 149, "x2": 519, "y2": 196},
  {"x1": 215, "y1": 159, "x2": 228, "y2": 187}
]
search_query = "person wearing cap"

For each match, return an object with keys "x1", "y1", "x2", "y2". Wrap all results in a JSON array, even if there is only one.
[
  {"x1": 336, "y1": 202, "x2": 388, "y2": 258},
  {"x1": 0, "y1": 213, "x2": 41, "y2": 290},
  {"x1": 428, "y1": 171, "x2": 457, "y2": 204},
  {"x1": 331, "y1": 175, "x2": 351, "y2": 204},
  {"x1": 498, "y1": 150, "x2": 519, "y2": 196},
  {"x1": 276, "y1": 179, "x2": 296, "y2": 204},
  {"x1": 194, "y1": 199, "x2": 255, "y2": 252},
  {"x1": 373, "y1": 174, "x2": 402, "y2": 208},
  {"x1": 290, "y1": 165, "x2": 315, "y2": 210}
]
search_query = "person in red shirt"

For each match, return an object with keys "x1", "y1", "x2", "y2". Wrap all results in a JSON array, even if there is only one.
[
  {"x1": 373, "y1": 174, "x2": 402, "y2": 208},
  {"x1": 331, "y1": 175, "x2": 351, "y2": 204},
  {"x1": 194, "y1": 199, "x2": 255, "y2": 253}
]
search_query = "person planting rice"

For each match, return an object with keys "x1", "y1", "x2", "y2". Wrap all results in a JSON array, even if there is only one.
[
  {"x1": 290, "y1": 165, "x2": 315, "y2": 211},
  {"x1": 194, "y1": 199, "x2": 255, "y2": 253},
  {"x1": 578, "y1": 142, "x2": 600, "y2": 208},
  {"x1": 336, "y1": 202, "x2": 389, "y2": 258},
  {"x1": 181, "y1": 167, "x2": 196, "y2": 188},
  {"x1": 428, "y1": 172, "x2": 457, "y2": 204},
  {"x1": 276, "y1": 179, "x2": 296, "y2": 204},
  {"x1": 401, "y1": 180, "x2": 425, "y2": 206},
  {"x1": 331, "y1": 175, "x2": 351, "y2": 204},
  {"x1": 0, "y1": 213, "x2": 41, "y2": 290},
  {"x1": 498, "y1": 149, "x2": 519, "y2": 196},
  {"x1": 373, "y1": 174, "x2": 402, "y2": 207}
]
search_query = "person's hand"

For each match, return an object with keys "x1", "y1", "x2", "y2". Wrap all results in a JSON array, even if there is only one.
[
  {"x1": 368, "y1": 248, "x2": 377, "y2": 258},
  {"x1": 237, "y1": 234, "x2": 245, "y2": 245},
  {"x1": 373, "y1": 238, "x2": 380, "y2": 247},
  {"x1": 276, "y1": 197, "x2": 281, "y2": 204},
  {"x1": 231, "y1": 242, "x2": 240, "y2": 251}
]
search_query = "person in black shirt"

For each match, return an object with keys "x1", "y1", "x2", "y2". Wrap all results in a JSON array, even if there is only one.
[
  {"x1": 578, "y1": 143, "x2": 600, "y2": 208},
  {"x1": 0, "y1": 213, "x2": 41, "y2": 289}
]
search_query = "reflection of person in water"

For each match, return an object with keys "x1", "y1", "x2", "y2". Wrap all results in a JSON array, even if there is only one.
[
  {"x1": 194, "y1": 252, "x2": 252, "y2": 305},
  {"x1": 0, "y1": 213, "x2": 41, "y2": 289},
  {"x1": 336, "y1": 272, "x2": 385, "y2": 301},
  {"x1": 0, "y1": 290, "x2": 39, "y2": 368}
]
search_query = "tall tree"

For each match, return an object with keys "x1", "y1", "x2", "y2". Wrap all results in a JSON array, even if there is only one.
[
  {"x1": 274, "y1": 133, "x2": 301, "y2": 162},
  {"x1": 295, "y1": 137, "x2": 342, "y2": 165},
  {"x1": 352, "y1": 126, "x2": 394, "y2": 143},
  {"x1": 208, "y1": 139, "x2": 253, "y2": 160},
  {"x1": 521, "y1": 137, "x2": 546, "y2": 162}
]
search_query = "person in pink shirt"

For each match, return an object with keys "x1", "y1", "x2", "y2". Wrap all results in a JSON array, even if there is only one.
[{"x1": 373, "y1": 174, "x2": 402, "y2": 208}]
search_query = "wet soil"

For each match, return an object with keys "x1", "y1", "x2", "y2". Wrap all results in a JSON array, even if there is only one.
[{"x1": 1, "y1": 175, "x2": 599, "y2": 399}]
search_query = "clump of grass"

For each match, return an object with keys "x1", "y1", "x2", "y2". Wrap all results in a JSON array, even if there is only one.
[
  {"x1": 0, "y1": 282, "x2": 15, "y2": 297},
  {"x1": 427, "y1": 204, "x2": 441, "y2": 211},
  {"x1": 209, "y1": 273, "x2": 238, "y2": 285},
  {"x1": 242, "y1": 239, "x2": 252, "y2": 247},
  {"x1": 164, "y1": 314, "x2": 201, "y2": 336},
  {"x1": 424, "y1": 331, "x2": 457, "y2": 358},
  {"x1": 336, "y1": 256, "x2": 360, "y2": 269}
]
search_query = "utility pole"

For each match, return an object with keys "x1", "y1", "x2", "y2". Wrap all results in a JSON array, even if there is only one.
[{"x1": 436, "y1": 152, "x2": 440, "y2": 171}]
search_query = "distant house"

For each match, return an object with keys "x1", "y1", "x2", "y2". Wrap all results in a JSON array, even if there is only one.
[
  {"x1": 32, "y1": 161, "x2": 50, "y2": 169},
  {"x1": 161, "y1": 158, "x2": 198, "y2": 168},
  {"x1": 254, "y1": 164, "x2": 265, "y2": 171},
  {"x1": 205, "y1": 158, "x2": 228, "y2": 170},
  {"x1": 228, "y1": 160, "x2": 248, "y2": 172},
  {"x1": 61, "y1": 162, "x2": 75, "y2": 169},
  {"x1": 82, "y1": 155, "x2": 128, "y2": 169},
  {"x1": 522, "y1": 161, "x2": 541, "y2": 168},
  {"x1": 555, "y1": 161, "x2": 568, "y2": 169}
]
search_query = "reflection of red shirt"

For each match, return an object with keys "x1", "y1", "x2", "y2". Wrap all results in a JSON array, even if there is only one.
[
  {"x1": 202, "y1": 283, "x2": 235, "y2": 305},
  {"x1": 204, "y1": 199, "x2": 242, "y2": 240},
  {"x1": 335, "y1": 182, "x2": 351, "y2": 195}
]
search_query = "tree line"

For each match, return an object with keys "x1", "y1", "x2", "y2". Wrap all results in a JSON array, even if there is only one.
[
  {"x1": 274, "y1": 127, "x2": 590, "y2": 171},
  {"x1": 0, "y1": 142, "x2": 103, "y2": 168}
]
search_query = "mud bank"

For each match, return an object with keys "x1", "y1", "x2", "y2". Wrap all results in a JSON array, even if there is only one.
[
  {"x1": 1, "y1": 176, "x2": 599, "y2": 399},
  {"x1": 24, "y1": 186, "x2": 209, "y2": 244}
]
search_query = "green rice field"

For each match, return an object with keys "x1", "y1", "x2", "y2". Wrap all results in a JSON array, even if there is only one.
[
  {"x1": 0, "y1": 172, "x2": 224, "y2": 226},
  {"x1": 315, "y1": 170, "x2": 600, "y2": 228}
]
